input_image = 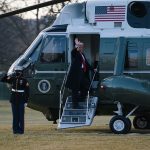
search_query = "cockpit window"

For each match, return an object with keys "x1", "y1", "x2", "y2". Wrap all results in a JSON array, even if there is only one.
[
  {"x1": 29, "y1": 39, "x2": 42, "y2": 62},
  {"x1": 40, "y1": 35, "x2": 66, "y2": 63}
]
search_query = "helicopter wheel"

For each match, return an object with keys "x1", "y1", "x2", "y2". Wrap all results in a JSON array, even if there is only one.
[
  {"x1": 133, "y1": 116, "x2": 149, "y2": 129},
  {"x1": 109, "y1": 116, "x2": 131, "y2": 134}
]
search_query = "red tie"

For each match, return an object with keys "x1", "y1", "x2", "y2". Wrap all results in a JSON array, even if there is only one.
[
  {"x1": 81, "y1": 53, "x2": 87, "y2": 72},
  {"x1": 83, "y1": 60, "x2": 87, "y2": 72}
]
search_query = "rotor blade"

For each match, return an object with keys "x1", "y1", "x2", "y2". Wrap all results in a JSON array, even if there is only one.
[{"x1": 0, "y1": 0, "x2": 70, "y2": 19}]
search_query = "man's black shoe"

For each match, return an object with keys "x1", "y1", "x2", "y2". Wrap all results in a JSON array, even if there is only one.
[
  {"x1": 13, "y1": 132, "x2": 24, "y2": 134},
  {"x1": 53, "y1": 120, "x2": 57, "y2": 124}
]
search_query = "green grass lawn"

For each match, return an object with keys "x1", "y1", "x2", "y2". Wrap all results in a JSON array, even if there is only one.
[{"x1": 0, "y1": 101, "x2": 150, "y2": 150}]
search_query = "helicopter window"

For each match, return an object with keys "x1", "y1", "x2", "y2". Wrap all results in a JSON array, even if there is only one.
[
  {"x1": 28, "y1": 39, "x2": 43, "y2": 62},
  {"x1": 125, "y1": 49, "x2": 138, "y2": 68},
  {"x1": 129, "y1": 2, "x2": 147, "y2": 18},
  {"x1": 128, "y1": 50, "x2": 138, "y2": 67},
  {"x1": 146, "y1": 48, "x2": 150, "y2": 66},
  {"x1": 40, "y1": 36, "x2": 66, "y2": 63},
  {"x1": 127, "y1": 1, "x2": 150, "y2": 28}
]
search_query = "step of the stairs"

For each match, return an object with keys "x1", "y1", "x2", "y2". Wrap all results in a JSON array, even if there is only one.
[
  {"x1": 65, "y1": 102, "x2": 88, "y2": 109},
  {"x1": 65, "y1": 100, "x2": 96, "y2": 107},
  {"x1": 61, "y1": 115, "x2": 86, "y2": 123},
  {"x1": 63, "y1": 109, "x2": 86, "y2": 115}
]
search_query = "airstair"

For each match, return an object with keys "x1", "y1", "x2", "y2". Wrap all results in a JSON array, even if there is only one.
[
  {"x1": 58, "y1": 65, "x2": 98, "y2": 129},
  {"x1": 58, "y1": 96, "x2": 98, "y2": 129}
]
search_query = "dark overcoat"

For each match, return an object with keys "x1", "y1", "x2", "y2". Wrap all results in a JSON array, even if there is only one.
[{"x1": 65, "y1": 48, "x2": 92, "y2": 90}]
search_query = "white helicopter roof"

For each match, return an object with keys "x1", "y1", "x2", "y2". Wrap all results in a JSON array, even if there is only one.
[
  {"x1": 86, "y1": 0, "x2": 150, "y2": 5},
  {"x1": 86, "y1": 0, "x2": 127, "y2": 24},
  {"x1": 86, "y1": 0, "x2": 150, "y2": 25},
  {"x1": 51, "y1": 0, "x2": 150, "y2": 38}
]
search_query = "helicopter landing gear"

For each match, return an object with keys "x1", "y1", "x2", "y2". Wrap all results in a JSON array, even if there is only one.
[
  {"x1": 109, "y1": 102, "x2": 139, "y2": 134},
  {"x1": 109, "y1": 115, "x2": 131, "y2": 134},
  {"x1": 133, "y1": 115, "x2": 150, "y2": 129}
]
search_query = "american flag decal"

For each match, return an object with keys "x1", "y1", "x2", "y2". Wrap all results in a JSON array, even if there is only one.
[{"x1": 95, "y1": 6, "x2": 126, "y2": 22}]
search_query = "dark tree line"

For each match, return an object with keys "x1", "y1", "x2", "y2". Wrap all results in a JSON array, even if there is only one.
[{"x1": 0, "y1": 0, "x2": 79, "y2": 70}]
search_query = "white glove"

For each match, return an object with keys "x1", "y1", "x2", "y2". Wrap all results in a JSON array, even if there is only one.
[{"x1": 24, "y1": 103, "x2": 27, "y2": 107}]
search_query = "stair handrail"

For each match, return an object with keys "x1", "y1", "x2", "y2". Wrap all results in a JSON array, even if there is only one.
[
  {"x1": 86, "y1": 67, "x2": 98, "y2": 119},
  {"x1": 59, "y1": 63, "x2": 71, "y2": 122},
  {"x1": 88, "y1": 67, "x2": 98, "y2": 92}
]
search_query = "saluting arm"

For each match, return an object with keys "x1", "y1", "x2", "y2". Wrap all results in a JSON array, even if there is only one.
[{"x1": 0, "y1": 73, "x2": 13, "y2": 84}]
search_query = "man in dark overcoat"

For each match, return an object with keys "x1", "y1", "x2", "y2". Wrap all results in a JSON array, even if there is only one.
[{"x1": 66, "y1": 39, "x2": 95, "y2": 108}]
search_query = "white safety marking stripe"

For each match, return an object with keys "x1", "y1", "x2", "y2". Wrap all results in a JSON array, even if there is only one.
[
  {"x1": 99, "y1": 71, "x2": 113, "y2": 73},
  {"x1": 35, "y1": 70, "x2": 150, "y2": 74},
  {"x1": 35, "y1": 70, "x2": 66, "y2": 74},
  {"x1": 99, "y1": 71, "x2": 150, "y2": 74},
  {"x1": 124, "y1": 71, "x2": 150, "y2": 74}
]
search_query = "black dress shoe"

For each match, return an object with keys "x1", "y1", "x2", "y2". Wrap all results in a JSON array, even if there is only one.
[
  {"x1": 18, "y1": 131, "x2": 24, "y2": 134},
  {"x1": 53, "y1": 120, "x2": 57, "y2": 124},
  {"x1": 13, "y1": 132, "x2": 24, "y2": 134}
]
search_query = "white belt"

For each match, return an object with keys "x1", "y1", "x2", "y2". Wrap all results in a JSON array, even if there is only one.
[{"x1": 12, "y1": 89, "x2": 24, "y2": 93}]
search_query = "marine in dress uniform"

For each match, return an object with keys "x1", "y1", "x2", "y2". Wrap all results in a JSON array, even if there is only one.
[{"x1": 1, "y1": 66, "x2": 29, "y2": 134}]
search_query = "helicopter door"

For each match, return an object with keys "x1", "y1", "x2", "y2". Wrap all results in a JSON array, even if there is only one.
[
  {"x1": 69, "y1": 34, "x2": 99, "y2": 65},
  {"x1": 33, "y1": 33, "x2": 68, "y2": 108},
  {"x1": 69, "y1": 34, "x2": 100, "y2": 88}
]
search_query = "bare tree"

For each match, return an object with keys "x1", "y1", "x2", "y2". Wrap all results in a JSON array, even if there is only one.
[
  {"x1": 0, "y1": 0, "x2": 31, "y2": 46},
  {"x1": 0, "y1": 0, "x2": 80, "y2": 70}
]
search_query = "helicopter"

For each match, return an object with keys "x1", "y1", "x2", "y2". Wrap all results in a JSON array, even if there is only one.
[{"x1": 1, "y1": 0, "x2": 150, "y2": 134}]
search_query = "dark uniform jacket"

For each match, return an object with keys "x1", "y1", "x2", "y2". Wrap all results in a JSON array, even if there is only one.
[
  {"x1": 1, "y1": 74, "x2": 29, "y2": 104},
  {"x1": 66, "y1": 48, "x2": 93, "y2": 90}
]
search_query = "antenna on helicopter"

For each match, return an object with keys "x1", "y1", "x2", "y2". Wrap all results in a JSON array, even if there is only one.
[{"x1": 0, "y1": 0, "x2": 70, "y2": 19}]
